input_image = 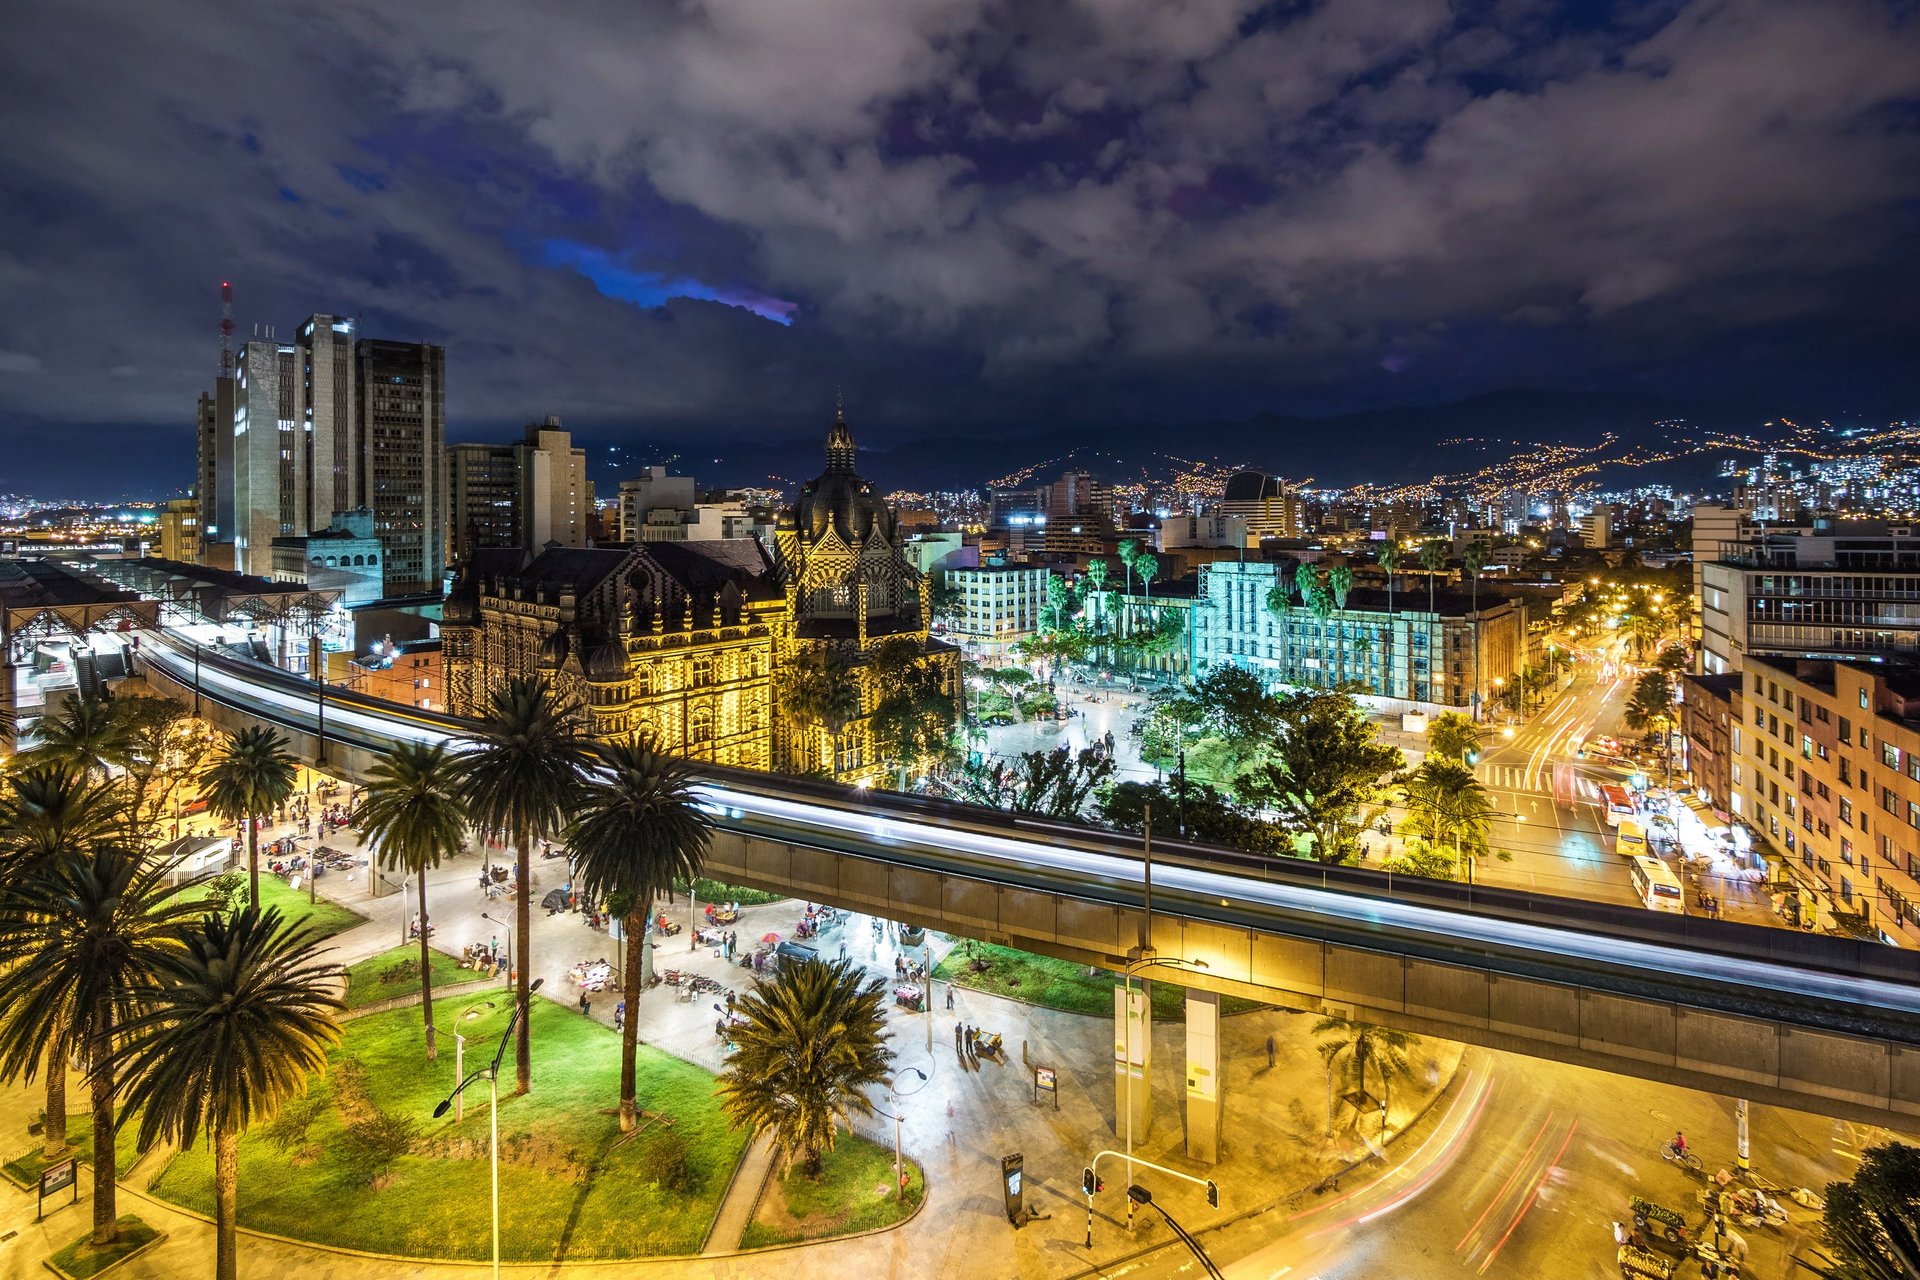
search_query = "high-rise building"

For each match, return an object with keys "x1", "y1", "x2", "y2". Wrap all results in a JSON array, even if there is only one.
[
  {"x1": 219, "y1": 314, "x2": 444, "y2": 595},
  {"x1": 445, "y1": 442, "x2": 521, "y2": 565},
  {"x1": 355, "y1": 339, "x2": 445, "y2": 594},
  {"x1": 195, "y1": 378, "x2": 236, "y2": 567},
  {"x1": 1218, "y1": 472, "x2": 1305, "y2": 539},
  {"x1": 444, "y1": 418, "x2": 594, "y2": 564}
]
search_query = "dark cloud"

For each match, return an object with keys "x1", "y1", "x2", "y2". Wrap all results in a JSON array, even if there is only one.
[{"x1": 1, "y1": 0, "x2": 1917, "y2": 494}]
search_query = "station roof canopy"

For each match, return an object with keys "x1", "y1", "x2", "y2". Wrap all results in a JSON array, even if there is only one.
[
  {"x1": 0, "y1": 557, "x2": 160, "y2": 654},
  {"x1": 82, "y1": 556, "x2": 342, "y2": 626}
]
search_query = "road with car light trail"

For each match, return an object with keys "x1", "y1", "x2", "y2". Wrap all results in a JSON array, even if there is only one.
[{"x1": 1092, "y1": 1044, "x2": 1879, "y2": 1280}]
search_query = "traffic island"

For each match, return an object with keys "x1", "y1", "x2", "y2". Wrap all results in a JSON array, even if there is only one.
[
  {"x1": 144, "y1": 991, "x2": 748, "y2": 1260},
  {"x1": 45, "y1": 1216, "x2": 165, "y2": 1280},
  {"x1": 739, "y1": 1136, "x2": 925, "y2": 1248}
]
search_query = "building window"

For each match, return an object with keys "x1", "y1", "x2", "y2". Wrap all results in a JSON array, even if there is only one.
[
  {"x1": 1841, "y1": 797, "x2": 1854, "y2": 826},
  {"x1": 1885, "y1": 742, "x2": 1902, "y2": 771}
]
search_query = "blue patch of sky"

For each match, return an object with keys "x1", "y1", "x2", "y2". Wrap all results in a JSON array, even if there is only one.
[
  {"x1": 337, "y1": 164, "x2": 387, "y2": 193},
  {"x1": 279, "y1": 187, "x2": 302, "y2": 204},
  {"x1": 540, "y1": 239, "x2": 796, "y2": 325}
]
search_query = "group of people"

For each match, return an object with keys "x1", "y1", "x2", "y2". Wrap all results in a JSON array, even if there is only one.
[{"x1": 892, "y1": 953, "x2": 927, "y2": 982}]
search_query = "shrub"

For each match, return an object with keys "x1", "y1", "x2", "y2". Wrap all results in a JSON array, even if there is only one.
[
  {"x1": 646, "y1": 1130, "x2": 699, "y2": 1193},
  {"x1": 339, "y1": 1105, "x2": 418, "y2": 1187},
  {"x1": 376, "y1": 957, "x2": 420, "y2": 985}
]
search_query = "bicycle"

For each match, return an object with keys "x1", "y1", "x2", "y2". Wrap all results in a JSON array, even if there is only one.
[{"x1": 1661, "y1": 1141, "x2": 1703, "y2": 1172}]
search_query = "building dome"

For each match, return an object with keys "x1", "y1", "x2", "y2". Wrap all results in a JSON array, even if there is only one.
[
  {"x1": 793, "y1": 408, "x2": 896, "y2": 545},
  {"x1": 537, "y1": 628, "x2": 569, "y2": 670},
  {"x1": 584, "y1": 641, "x2": 625, "y2": 681}
]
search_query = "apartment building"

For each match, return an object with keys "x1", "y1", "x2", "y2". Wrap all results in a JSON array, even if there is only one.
[
  {"x1": 1735, "y1": 653, "x2": 1920, "y2": 946},
  {"x1": 944, "y1": 565, "x2": 1048, "y2": 645},
  {"x1": 1696, "y1": 515, "x2": 1920, "y2": 675}
]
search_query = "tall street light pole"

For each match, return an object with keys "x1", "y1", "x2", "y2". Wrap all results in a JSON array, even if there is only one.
[
  {"x1": 433, "y1": 978, "x2": 542, "y2": 1280},
  {"x1": 481, "y1": 911, "x2": 512, "y2": 987}
]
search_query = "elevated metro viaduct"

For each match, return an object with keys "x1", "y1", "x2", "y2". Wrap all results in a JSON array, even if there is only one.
[{"x1": 139, "y1": 633, "x2": 1920, "y2": 1147}]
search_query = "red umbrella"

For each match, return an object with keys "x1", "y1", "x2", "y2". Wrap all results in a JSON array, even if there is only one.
[{"x1": 760, "y1": 931, "x2": 781, "y2": 944}]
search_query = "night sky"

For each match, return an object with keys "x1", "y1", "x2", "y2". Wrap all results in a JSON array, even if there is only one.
[{"x1": 2, "y1": 0, "x2": 1918, "y2": 495}]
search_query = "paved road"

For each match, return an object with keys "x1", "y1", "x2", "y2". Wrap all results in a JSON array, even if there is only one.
[{"x1": 1093, "y1": 1049, "x2": 1879, "y2": 1280}]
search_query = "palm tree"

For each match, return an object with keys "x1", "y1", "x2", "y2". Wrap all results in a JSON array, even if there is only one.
[
  {"x1": 716, "y1": 957, "x2": 892, "y2": 1177},
  {"x1": 353, "y1": 742, "x2": 467, "y2": 1059},
  {"x1": 774, "y1": 646, "x2": 861, "y2": 777},
  {"x1": 117, "y1": 907, "x2": 343, "y2": 1280},
  {"x1": 36, "y1": 695, "x2": 134, "y2": 784},
  {"x1": 1117, "y1": 539, "x2": 1140, "y2": 597},
  {"x1": 1375, "y1": 539, "x2": 1401, "y2": 614},
  {"x1": 1461, "y1": 543, "x2": 1489, "y2": 717},
  {"x1": 456, "y1": 675, "x2": 590, "y2": 1095},
  {"x1": 1328, "y1": 564, "x2": 1354, "y2": 685},
  {"x1": 1399, "y1": 757, "x2": 1496, "y2": 869},
  {"x1": 0, "y1": 763, "x2": 124, "y2": 1160},
  {"x1": 1376, "y1": 540, "x2": 1402, "y2": 695},
  {"x1": 1418, "y1": 540, "x2": 1448, "y2": 616},
  {"x1": 1314, "y1": 1014, "x2": 1419, "y2": 1133},
  {"x1": 568, "y1": 736, "x2": 713, "y2": 1131},
  {"x1": 198, "y1": 726, "x2": 298, "y2": 905},
  {"x1": 0, "y1": 846, "x2": 200, "y2": 1244}
]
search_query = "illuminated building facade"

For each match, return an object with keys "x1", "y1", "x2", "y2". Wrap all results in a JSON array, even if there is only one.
[
  {"x1": 442, "y1": 540, "x2": 783, "y2": 768},
  {"x1": 773, "y1": 409, "x2": 959, "y2": 782}
]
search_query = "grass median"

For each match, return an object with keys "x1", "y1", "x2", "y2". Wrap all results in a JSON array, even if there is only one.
[
  {"x1": 936, "y1": 941, "x2": 1266, "y2": 1021},
  {"x1": 147, "y1": 991, "x2": 747, "y2": 1260},
  {"x1": 343, "y1": 945, "x2": 475, "y2": 1010},
  {"x1": 739, "y1": 1135, "x2": 923, "y2": 1249}
]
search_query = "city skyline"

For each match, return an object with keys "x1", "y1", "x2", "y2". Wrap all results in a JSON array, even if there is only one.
[{"x1": 3, "y1": 0, "x2": 1920, "y2": 495}]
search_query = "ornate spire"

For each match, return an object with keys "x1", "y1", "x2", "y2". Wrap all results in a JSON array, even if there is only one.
[{"x1": 825, "y1": 399, "x2": 856, "y2": 472}]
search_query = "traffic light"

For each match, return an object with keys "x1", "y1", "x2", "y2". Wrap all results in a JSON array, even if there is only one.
[
  {"x1": 1082, "y1": 1167, "x2": 1095, "y2": 1196},
  {"x1": 1206, "y1": 1180, "x2": 1219, "y2": 1208}
]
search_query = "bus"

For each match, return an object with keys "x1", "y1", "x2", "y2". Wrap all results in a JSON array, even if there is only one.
[
  {"x1": 1629, "y1": 855, "x2": 1685, "y2": 913},
  {"x1": 1598, "y1": 783, "x2": 1636, "y2": 827},
  {"x1": 1617, "y1": 817, "x2": 1647, "y2": 856}
]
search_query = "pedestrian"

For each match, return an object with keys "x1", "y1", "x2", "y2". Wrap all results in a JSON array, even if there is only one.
[
  {"x1": 726, "y1": 990, "x2": 736, "y2": 1014},
  {"x1": 945, "y1": 985, "x2": 955, "y2": 1011},
  {"x1": 579, "y1": 990, "x2": 590, "y2": 1016},
  {"x1": 840, "y1": 942, "x2": 848, "y2": 962},
  {"x1": 955, "y1": 1020, "x2": 964, "y2": 1052},
  {"x1": 1612, "y1": 1220, "x2": 1629, "y2": 1247},
  {"x1": 1266, "y1": 1034, "x2": 1276, "y2": 1070},
  {"x1": 614, "y1": 999, "x2": 625, "y2": 1032},
  {"x1": 965, "y1": 1024, "x2": 976, "y2": 1054}
]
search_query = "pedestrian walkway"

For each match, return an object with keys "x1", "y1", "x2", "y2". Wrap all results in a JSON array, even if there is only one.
[{"x1": 703, "y1": 1132, "x2": 776, "y2": 1254}]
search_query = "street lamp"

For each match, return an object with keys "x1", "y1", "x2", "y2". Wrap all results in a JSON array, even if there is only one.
[
  {"x1": 886, "y1": 1067, "x2": 930, "y2": 1201},
  {"x1": 481, "y1": 911, "x2": 511, "y2": 986},
  {"x1": 432, "y1": 978, "x2": 542, "y2": 1280}
]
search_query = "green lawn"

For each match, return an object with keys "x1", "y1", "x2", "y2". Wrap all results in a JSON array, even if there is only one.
[
  {"x1": 739, "y1": 1136, "x2": 923, "y2": 1249},
  {"x1": 47, "y1": 1215, "x2": 161, "y2": 1280},
  {"x1": 344, "y1": 945, "x2": 475, "y2": 1010},
  {"x1": 176, "y1": 870, "x2": 367, "y2": 940},
  {"x1": 936, "y1": 942, "x2": 1264, "y2": 1021},
  {"x1": 3, "y1": 1111, "x2": 147, "y2": 1189},
  {"x1": 147, "y1": 992, "x2": 747, "y2": 1261}
]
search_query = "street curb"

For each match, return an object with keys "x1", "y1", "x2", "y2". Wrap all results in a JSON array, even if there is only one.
[{"x1": 1058, "y1": 1045, "x2": 1474, "y2": 1280}]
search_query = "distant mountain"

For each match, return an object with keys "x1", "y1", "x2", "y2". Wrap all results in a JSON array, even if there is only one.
[{"x1": 579, "y1": 388, "x2": 1777, "y2": 495}]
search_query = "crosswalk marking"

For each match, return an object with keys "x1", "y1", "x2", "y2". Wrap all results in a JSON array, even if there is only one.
[{"x1": 1474, "y1": 764, "x2": 1603, "y2": 801}]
